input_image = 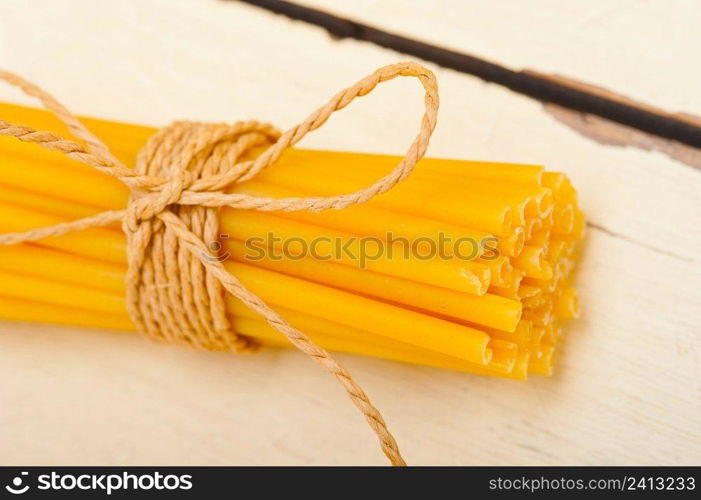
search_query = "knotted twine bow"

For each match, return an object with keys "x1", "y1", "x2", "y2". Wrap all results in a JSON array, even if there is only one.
[{"x1": 0, "y1": 62, "x2": 439, "y2": 465}]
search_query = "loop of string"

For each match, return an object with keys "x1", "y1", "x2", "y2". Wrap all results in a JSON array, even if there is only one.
[{"x1": 0, "y1": 62, "x2": 439, "y2": 466}]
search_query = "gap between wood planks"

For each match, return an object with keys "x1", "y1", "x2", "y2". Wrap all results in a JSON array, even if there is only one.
[
  {"x1": 586, "y1": 223, "x2": 694, "y2": 264},
  {"x1": 234, "y1": 0, "x2": 701, "y2": 172},
  {"x1": 530, "y1": 71, "x2": 701, "y2": 173}
]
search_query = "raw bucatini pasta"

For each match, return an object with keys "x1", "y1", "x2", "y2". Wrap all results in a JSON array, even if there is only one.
[{"x1": 0, "y1": 100, "x2": 583, "y2": 380}]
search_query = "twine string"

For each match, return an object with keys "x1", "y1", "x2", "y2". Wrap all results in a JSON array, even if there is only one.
[{"x1": 0, "y1": 62, "x2": 439, "y2": 466}]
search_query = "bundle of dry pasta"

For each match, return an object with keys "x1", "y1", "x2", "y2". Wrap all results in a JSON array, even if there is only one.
[{"x1": 0, "y1": 101, "x2": 583, "y2": 380}]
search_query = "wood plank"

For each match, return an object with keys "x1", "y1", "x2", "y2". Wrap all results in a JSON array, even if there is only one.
[{"x1": 297, "y1": 0, "x2": 701, "y2": 115}]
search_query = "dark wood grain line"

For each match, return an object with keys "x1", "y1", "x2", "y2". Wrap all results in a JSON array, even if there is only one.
[{"x1": 235, "y1": 0, "x2": 701, "y2": 153}]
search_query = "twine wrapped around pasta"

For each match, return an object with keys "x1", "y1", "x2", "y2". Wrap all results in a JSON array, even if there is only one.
[{"x1": 0, "y1": 62, "x2": 440, "y2": 465}]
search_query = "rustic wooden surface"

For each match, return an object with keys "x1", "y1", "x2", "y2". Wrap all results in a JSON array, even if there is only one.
[{"x1": 0, "y1": 0, "x2": 699, "y2": 465}]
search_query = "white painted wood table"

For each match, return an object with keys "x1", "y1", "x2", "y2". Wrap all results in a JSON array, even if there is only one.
[{"x1": 0, "y1": 0, "x2": 699, "y2": 465}]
